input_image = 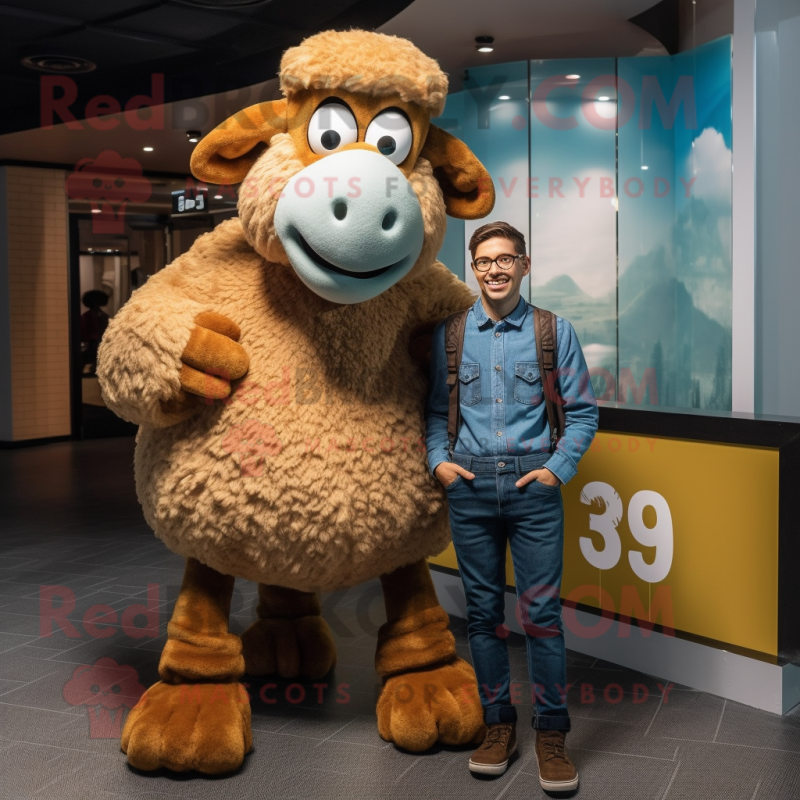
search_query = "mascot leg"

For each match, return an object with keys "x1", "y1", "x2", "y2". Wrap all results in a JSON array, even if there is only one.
[
  {"x1": 121, "y1": 558, "x2": 252, "y2": 774},
  {"x1": 376, "y1": 560, "x2": 485, "y2": 751},
  {"x1": 241, "y1": 584, "x2": 337, "y2": 679}
]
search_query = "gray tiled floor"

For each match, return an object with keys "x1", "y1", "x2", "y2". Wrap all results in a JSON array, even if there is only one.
[{"x1": 1, "y1": 438, "x2": 799, "y2": 799}]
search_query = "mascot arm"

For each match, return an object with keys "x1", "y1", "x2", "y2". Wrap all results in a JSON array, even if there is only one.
[
  {"x1": 407, "y1": 261, "x2": 476, "y2": 374},
  {"x1": 97, "y1": 272, "x2": 249, "y2": 428},
  {"x1": 423, "y1": 260, "x2": 477, "y2": 320}
]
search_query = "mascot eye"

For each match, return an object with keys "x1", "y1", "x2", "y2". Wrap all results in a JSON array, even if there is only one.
[
  {"x1": 93, "y1": 178, "x2": 102, "y2": 189},
  {"x1": 114, "y1": 178, "x2": 124, "y2": 189},
  {"x1": 307, "y1": 101, "x2": 358, "y2": 155},
  {"x1": 365, "y1": 109, "x2": 413, "y2": 165}
]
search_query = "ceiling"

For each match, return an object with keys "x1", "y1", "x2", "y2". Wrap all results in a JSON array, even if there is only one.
[
  {"x1": 0, "y1": 0, "x2": 667, "y2": 177},
  {"x1": 0, "y1": 0, "x2": 416, "y2": 137},
  {"x1": 382, "y1": 0, "x2": 668, "y2": 85}
]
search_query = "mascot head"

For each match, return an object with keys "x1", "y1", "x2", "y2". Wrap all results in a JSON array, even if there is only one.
[{"x1": 190, "y1": 29, "x2": 494, "y2": 305}]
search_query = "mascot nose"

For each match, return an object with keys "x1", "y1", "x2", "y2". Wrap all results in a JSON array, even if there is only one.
[
  {"x1": 274, "y1": 149, "x2": 425, "y2": 304},
  {"x1": 329, "y1": 197, "x2": 397, "y2": 232}
]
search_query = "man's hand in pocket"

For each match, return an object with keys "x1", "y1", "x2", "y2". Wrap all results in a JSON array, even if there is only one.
[{"x1": 434, "y1": 462, "x2": 475, "y2": 488}]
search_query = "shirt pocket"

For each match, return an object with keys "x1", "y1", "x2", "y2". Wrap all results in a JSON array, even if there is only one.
[
  {"x1": 459, "y1": 362, "x2": 481, "y2": 406},
  {"x1": 514, "y1": 361, "x2": 543, "y2": 405}
]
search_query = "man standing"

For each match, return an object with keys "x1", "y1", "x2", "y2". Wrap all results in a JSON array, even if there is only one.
[{"x1": 426, "y1": 221, "x2": 598, "y2": 792}]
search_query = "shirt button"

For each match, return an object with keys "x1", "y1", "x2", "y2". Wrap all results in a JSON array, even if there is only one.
[
  {"x1": 496, "y1": 398, "x2": 503, "y2": 403},
  {"x1": 495, "y1": 365, "x2": 502, "y2": 372},
  {"x1": 497, "y1": 462, "x2": 506, "y2": 468},
  {"x1": 496, "y1": 431, "x2": 503, "y2": 437},
  {"x1": 495, "y1": 331, "x2": 501, "y2": 338}
]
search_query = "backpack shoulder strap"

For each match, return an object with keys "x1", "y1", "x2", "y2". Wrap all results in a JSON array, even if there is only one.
[
  {"x1": 533, "y1": 306, "x2": 566, "y2": 450},
  {"x1": 444, "y1": 309, "x2": 469, "y2": 455}
]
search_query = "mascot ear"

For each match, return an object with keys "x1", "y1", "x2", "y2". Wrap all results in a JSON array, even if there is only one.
[
  {"x1": 190, "y1": 99, "x2": 288, "y2": 185},
  {"x1": 421, "y1": 125, "x2": 495, "y2": 220}
]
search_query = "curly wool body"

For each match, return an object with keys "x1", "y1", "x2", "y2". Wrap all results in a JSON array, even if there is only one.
[
  {"x1": 280, "y1": 29, "x2": 448, "y2": 116},
  {"x1": 99, "y1": 160, "x2": 474, "y2": 592}
]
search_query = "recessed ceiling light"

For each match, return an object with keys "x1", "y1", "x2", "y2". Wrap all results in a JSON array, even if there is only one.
[
  {"x1": 475, "y1": 36, "x2": 494, "y2": 53},
  {"x1": 143, "y1": 146, "x2": 154, "y2": 152},
  {"x1": 597, "y1": 96, "x2": 611, "y2": 102},
  {"x1": 91, "y1": 208, "x2": 101, "y2": 214},
  {"x1": 641, "y1": 165, "x2": 649, "y2": 170},
  {"x1": 214, "y1": 194, "x2": 223, "y2": 199},
  {"x1": 498, "y1": 95, "x2": 510, "y2": 100},
  {"x1": 186, "y1": 130, "x2": 201, "y2": 143},
  {"x1": 21, "y1": 55, "x2": 96, "y2": 74},
  {"x1": 107, "y1": 249, "x2": 112, "y2": 253},
  {"x1": 566, "y1": 74, "x2": 581, "y2": 80}
]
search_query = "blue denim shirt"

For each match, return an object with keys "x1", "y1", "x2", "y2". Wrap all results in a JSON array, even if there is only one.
[{"x1": 425, "y1": 296, "x2": 599, "y2": 484}]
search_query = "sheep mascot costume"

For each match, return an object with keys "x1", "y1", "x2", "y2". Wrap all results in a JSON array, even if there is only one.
[{"x1": 98, "y1": 29, "x2": 495, "y2": 774}]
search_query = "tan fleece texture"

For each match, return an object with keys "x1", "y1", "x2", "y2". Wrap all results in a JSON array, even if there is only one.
[
  {"x1": 97, "y1": 279, "x2": 203, "y2": 428},
  {"x1": 280, "y1": 30, "x2": 448, "y2": 117},
  {"x1": 98, "y1": 216, "x2": 475, "y2": 592}
]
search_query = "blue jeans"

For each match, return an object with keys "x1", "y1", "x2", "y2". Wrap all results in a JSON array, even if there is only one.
[{"x1": 446, "y1": 452, "x2": 570, "y2": 731}]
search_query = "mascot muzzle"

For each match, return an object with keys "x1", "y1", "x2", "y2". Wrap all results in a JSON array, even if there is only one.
[{"x1": 274, "y1": 149, "x2": 424, "y2": 305}]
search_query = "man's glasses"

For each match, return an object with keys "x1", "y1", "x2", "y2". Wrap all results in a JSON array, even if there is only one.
[{"x1": 472, "y1": 254, "x2": 525, "y2": 272}]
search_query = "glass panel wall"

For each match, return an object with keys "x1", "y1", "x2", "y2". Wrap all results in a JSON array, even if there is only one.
[
  {"x1": 529, "y1": 59, "x2": 617, "y2": 397},
  {"x1": 433, "y1": 90, "x2": 466, "y2": 282},
  {"x1": 618, "y1": 38, "x2": 732, "y2": 411},
  {"x1": 436, "y1": 61, "x2": 530, "y2": 296},
  {"x1": 435, "y1": 38, "x2": 732, "y2": 415}
]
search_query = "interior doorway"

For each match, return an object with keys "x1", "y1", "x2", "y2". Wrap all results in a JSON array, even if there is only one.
[{"x1": 68, "y1": 176, "x2": 237, "y2": 439}]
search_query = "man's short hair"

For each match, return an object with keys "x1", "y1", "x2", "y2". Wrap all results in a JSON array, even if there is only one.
[{"x1": 468, "y1": 221, "x2": 527, "y2": 261}]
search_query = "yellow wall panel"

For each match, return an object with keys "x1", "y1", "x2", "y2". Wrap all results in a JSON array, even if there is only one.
[{"x1": 430, "y1": 431, "x2": 780, "y2": 655}]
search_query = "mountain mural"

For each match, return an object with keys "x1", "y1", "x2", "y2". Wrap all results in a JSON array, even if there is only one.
[
  {"x1": 530, "y1": 195, "x2": 732, "y2": 410},
  {"x1": 531, "y1": 274, "x2": 616, "y2": 366},
  {"x1": 618, "y1": 276, "x2": 730, "y2": 408},
  {"x1": 533, "y1": 274, "x2": 590, "y2": 299}
]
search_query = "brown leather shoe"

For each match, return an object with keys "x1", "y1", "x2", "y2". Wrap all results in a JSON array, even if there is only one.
[
  {"x1": 535, "y1": 730, "x2": 579, "y2": 792},
  {"x1": 468, "y1": 722, "x2": 517, "y2": 775}
]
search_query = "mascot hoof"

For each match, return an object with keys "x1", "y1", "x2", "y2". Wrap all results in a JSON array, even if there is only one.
[
  {"x1": 241, "y1": 616, "x2": 337, "y2": 679},
  {"x1": 121, "y1": 681, "x2": 252, "y2": 774},
  {"x1": 376, "y1": 657, "x2": 485, "y2": 751}
]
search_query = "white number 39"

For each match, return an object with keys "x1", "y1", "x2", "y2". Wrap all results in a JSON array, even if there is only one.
[{"x1": 578, "y1": 482, "x2": 673, "y2": 583}]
